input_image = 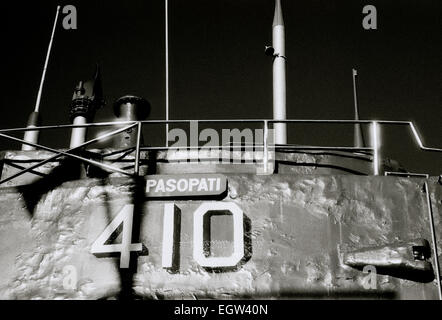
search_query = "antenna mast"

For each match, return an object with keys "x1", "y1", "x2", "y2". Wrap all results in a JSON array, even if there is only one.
[
  {"x1": 22, "y1": 6, "x2": 61, "y2": 151},
  {"x1": 165, "y1": 0, "x2": 170, "y2": 147},
  {"x1": 272, "y1": 0, "x2": 287, "y2": 145},
  {"x1": 352, "y1": 68, "x2": 366, "y2": 148}
]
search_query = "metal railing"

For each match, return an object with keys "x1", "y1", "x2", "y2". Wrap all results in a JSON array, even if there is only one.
[{"x1": 0, "y1": 119, "x2": 441, "y2": 184}]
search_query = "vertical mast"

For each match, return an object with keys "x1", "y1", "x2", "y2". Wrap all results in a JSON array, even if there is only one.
[
  {"x1": 352, "y1": 68, "x2": 365, "y2": 148},
  {"x1": 69, "y1": 66, "x2": 104, "y2": 149},
  {"x1": 272, "y1": 0, "x2": 287, "y2": 145},
  {"x1": 165, "y1": 0, "x2": 170, "y2": 147},
  {"x1": 22, "y1": 6, "x2": 61, "y2": 151}
]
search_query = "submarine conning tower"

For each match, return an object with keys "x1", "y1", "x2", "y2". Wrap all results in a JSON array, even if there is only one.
[{"x1": 0, "y1": 1, "x2": 441, "y2": 301}]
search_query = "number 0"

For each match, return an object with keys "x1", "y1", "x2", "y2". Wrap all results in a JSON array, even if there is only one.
[{"x1": 193, "y1": 202, "x2": 244, "y2": 268}]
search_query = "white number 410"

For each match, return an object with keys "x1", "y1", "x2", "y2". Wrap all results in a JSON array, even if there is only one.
[{"x1": 91, "y1": 202, "x2": 245, "y2": 269}]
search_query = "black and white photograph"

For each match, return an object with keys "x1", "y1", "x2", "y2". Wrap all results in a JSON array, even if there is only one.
[{"x1": 0, "y1": 0, "x2": 441, "y2": 309}]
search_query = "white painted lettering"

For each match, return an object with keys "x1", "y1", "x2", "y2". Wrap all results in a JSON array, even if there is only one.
[
  {"x1": 146, "y1": 179, "x2": 157, "y2": 192},
  {"x1": 177, "y1": 179, "x2": 188, "y2": 192}
]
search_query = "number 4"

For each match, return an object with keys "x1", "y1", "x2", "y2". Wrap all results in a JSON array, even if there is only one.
[{"x1": 91, "y1": 204, "x2": 143, "y2": 268}]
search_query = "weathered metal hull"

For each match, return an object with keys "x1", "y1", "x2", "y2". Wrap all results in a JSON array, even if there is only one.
[{"x1": 0, "y1": 172, "x2": 440, "y2": 299}]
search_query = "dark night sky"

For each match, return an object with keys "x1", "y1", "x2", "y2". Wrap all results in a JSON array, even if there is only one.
[{"x1": 0, "y1": 0, "x2": 441, "y2": 174}]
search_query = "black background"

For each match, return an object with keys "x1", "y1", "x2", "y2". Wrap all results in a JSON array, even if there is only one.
[{"x1": 0, "y1": 0, "x2": 441, "y2": 174}]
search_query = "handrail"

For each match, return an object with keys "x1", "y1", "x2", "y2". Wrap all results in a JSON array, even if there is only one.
[
  {"x1": 0, "y1": 119, "x2": 439, "y2": 152},
  {"x1": 0, "y1": 121, "x2": 137, "y2": 133},
  {"x1": 0, "y1": 123, "x2": 137, "y2": 185},
  {"x1": 0, "y1": 119, "x2": 440, "y2": 185}
]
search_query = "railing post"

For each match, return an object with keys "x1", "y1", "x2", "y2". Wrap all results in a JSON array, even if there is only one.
[
  {"x1": 134, "y1": 121, "x2": 142, "y2": 176},
  {"x1": 165, "y1": 120, "x2": 169, "y2": 148},
  {"x1": 371, "y1": 121, "x2": 381, "y2": 175},
  {"x1": 263, "y1": 120, "x2": 269, "y2": 173}
]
